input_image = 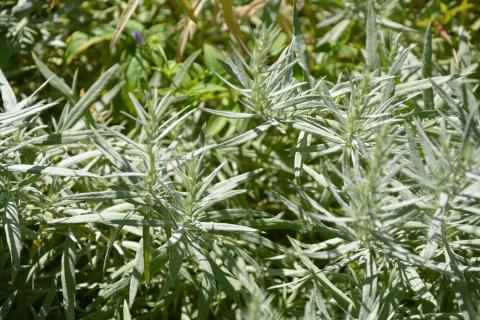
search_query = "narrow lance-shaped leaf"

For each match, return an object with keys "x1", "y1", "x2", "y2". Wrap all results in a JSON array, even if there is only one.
[
  {"x1": 217, "y1": 123, "x2": 271, "y2": 148},
  {"x1": 402, "y1": 267, "x2": 437, "y2": 306},
  {"x1": 294, "y1": 131, "x2": 308, "y2": 184},
  {"x1": 359, "y1": 251, "x2": 378, "y2": 320},
  {"x1": 4, "y1": 199, "x2": 21, "y2": 281},
  {"x1": 200, "y1": 107, "x2": 255, "y2": 119},
  {"x1": 129, "y1": 239, "x2": 144, "y2": 307},
  {"x1": 444, "y1": 240, "x2": 478, "y2": 320},
  {"x1": 312, "y1": 284, "x2": 332, "y2": 320},
  {"x1": 430, "y1": 79, "x2": 466, "y2": 124},
  {"x1": 143, "y1": 224, "x2": 151, "y2": 285},
  {"x1": 196, "y1": 222, "x2": 258, "y2": 233},
  {"x1": 0, "y1": 70, "x2": 17, "y2": 111},
  {"x1": 0, "y1": 290, "x2": 17, "y2": 320},
  {"x1": 405, "y1": 123, "x2": 426, "y2": 177},
  {"x1": 0, "y1": 101, "x2": 57, "y2": 126},
  {"x1": 173, "y1": 49, "x2": 201, "y2": 87},
  {"x1": 292, "y1": 6, "x2": 312, "y2": 88},
  {"x1": 7, "y1": 164, "x2": 99, "y2": 178},
  {"x1": 307, "y1": 241, "x2": 360, "y2": 260},
  {"x1": 422, "y1": 192, "x2": 447, "y2": 261},
  {"x1": 64, "y1": 190, "x2": 139, "y2": 201},
  {"x1": 123, "y1": 300, "x2": 132, "y2": 320},
  {"x1": 367, "y1": 75, "x2": 455, "y2": 106},
  {"x1": 32, "y1": 53, "x2": 75, "y2": 101},
  {"x1": 157, "y1": 242, "x2": 184, "y2": 299},
  {"x1": 62, "y1": 64, "x2": 119, "y2": 131},
  {"x1": 207, "y1": 253, "x2": 240, "y2": 303},
  {"x1": 457, "y1": 225, "x2": 480, "y2": 237},
  {"x1": 366, "y1": 0, "x2": 379, "y2": 72},
  {"x1": 208, "y1": 168, "x2": 263, "y2": 195},
  {"x1": 290, "y1": 237, "x2": 356, "y2": 314},
  {"x1": 195, "y1": 161, "x2": 226, "y2": 201},
  {"x1": 128, "y1": 92, "x2": 147, "y2": 124},
  {"x1": 61, "y1": 234, "x2": 76, "y2": 320},
  {"x1": 422, "y1": 23, "x2": 434, "y2": 110},
  {"x1": 49, "y1": 212, "x2": 169, "y2": 227},
  {"x1": 381, "y1": 46, "x2": 410, "y2": 103},
  {"x1": 191, "y1": 244, "x2": 217, "y2": 300},
  {"x1": 34, "y1": 288, "x2": 56, "y2": 320},
  {"x1": 219, "y1": 52, "x2": 249, "y2": 88}
]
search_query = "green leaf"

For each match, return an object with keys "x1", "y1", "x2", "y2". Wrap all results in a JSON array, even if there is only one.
[
  {"x1": 66, "y1": 29, "x2": 113, "y2": 64},
  {"x1": 191, "y1": 244, "x2": 217, "y2": 299},
  {"x1": 64, "y1": 191, "x2": 139, "y2": 201},
  {"x1": 444, "y1": 241, "x2": 478, "y2": 319},
  {"x1": 457, "y1": 225, "x2": 480, "y2": 237},
  {"x1": 0, "y1": 102, "x2": 57, "y2": 127},
  {"x1": 61, "y1": 234, "x2": 76, "y2": 320},
  {"x1": 290, "y1": 237, "x2": 355, "y2": 314},
  {"x1": 61, "y1": 64, "x2": 119, "y2": 131},
  {"x1": 0, "y1": 69, "x2": 17, "y2": 111},
  {"x1": 359, "y1": 251, "x2": 378, "y2": 320},
  {"x1": 195, "y1": 222, "x2": 258, "y2": 233},
  {"x1": 207, "y1": 254, "x2": 240, "y2": 304},
  {"x1": 422, "y1": 192, "x2": 447, "y2": 261},
  {"x1": 201, "y1": 107, "x2": 255, "y2": 119},
  {"x1": 306, "y1": 241, "x2": 360, "y2": 260},
  {"x1": 422, "y1": 23, "x2": 434, "y2": 110},
  {"x1": 217, "y1": 123, "x2": 271, "y2": 148},
  {"x1": 4, "y1": 199, "x2": 21, "y2": 281},
  {"x1": 157, "y1": 242, "x2": 183, "y2": 299},
  {"x1": 32, "y1": 53, "x2": 75, "y2": 100},
  {"x1": 6, "y1": 164, "x2": 99, "y2": 178},
  {"x1": 203, "y1": 44, "x2": 224, "y2": 73},
  {"x1": 49, "y1": 213, "x2": 169, "y2": 227},
  {"x1": 173, "y1": 49, "x2": 201, "y2": 87},
  {"x1": 123, "y1": 300, "x2": 132, "y2": 320},
  {"x1": 366, "y1": 0, "x2": 379, "y2": 72},
  {"x1": 143, "y1": 225, "x2": 151, "y2": 285},
  {"x1": 0, "y1": 290, "x2": 17, "y2": 320},
  {"x1": 294, "y1": 131, "x2": 308, "y2": 184},
  {"x1": 292, "y1": 6, "x2": 311, "y2": 87},
  {"x1": 129, "y1": 239, "x2": 144, "y2": 307},
  {"x1": 34, "y1": 287, "x2": 56, "y2": 320},
  {"x1": 402, "y1": 267, "x2": 437, "y2": 306}
]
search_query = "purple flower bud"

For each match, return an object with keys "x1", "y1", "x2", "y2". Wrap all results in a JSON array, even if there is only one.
[{"x1": 132, "y1": 30, "x2": 145, "y2": 46}]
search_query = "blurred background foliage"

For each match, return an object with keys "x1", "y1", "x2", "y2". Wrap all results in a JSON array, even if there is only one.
[{"x1": 1, "y1": 0, "x2": 479, "y2": 120}]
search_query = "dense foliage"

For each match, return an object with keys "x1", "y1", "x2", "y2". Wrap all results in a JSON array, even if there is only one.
[{"x1": 1, "y1": 0, "x2": 479, "y2": 319}]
